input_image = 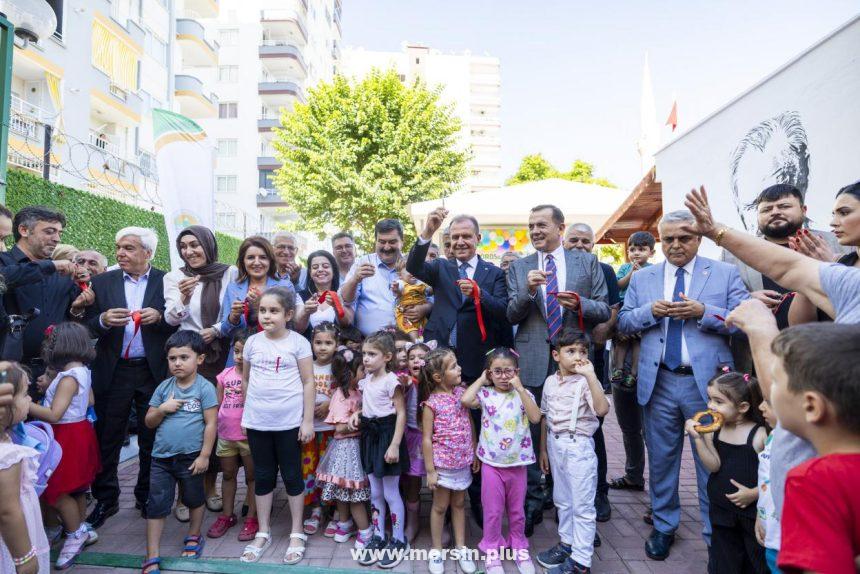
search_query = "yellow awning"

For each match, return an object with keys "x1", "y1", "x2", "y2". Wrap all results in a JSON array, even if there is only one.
[{"x1": 91, "y1": 17, "x2": 140, "y2": 92}]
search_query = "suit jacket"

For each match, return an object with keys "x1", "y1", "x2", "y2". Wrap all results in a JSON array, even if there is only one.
[
  {"x1": 617, "y1": 256, "x2": 749, "y2": 405},
  {"x1": 406, "y1": 241, "x2": 512, "y2": 380},
  {"x1": 506, "y1": 250, "x2": 610, "y2": 388},
  {"x1": 85, "y1": 267, "x2": 176, "y2": 396}
]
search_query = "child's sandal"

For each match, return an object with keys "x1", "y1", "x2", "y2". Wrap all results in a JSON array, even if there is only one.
[
  {"x1": 181, "y1": 535, "x2": 205, "y2": 559},
  {"x1": 240, "y1": 532, "x2": 271, "y2": 563},
  {"x1": 303, "y1": 508, "x2": 322, "y2": 535},
  {"x1": 141, "y1": 557, "x2": 161, "y2": 574},
  {"x1": 284, "y1": 532, "x2": 308, "y2": 565}
]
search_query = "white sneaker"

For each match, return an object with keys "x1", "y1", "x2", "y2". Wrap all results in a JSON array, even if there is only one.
[
  {"x1": 428, "y1": 549, "x2": 445, "y2": 574},
  {"x1": 84, "y1": 524, "x2": 99, "y2": 546},
  {"x1": 55, "y1": 526, "x2": 87, "y2": 570},
  {"x1": 516, "y1": 558, "x2": 536, "y2": 574},
  {"x1": 457, "y1": 547, "x2": 476, "y2": 574},
  {"x1": 174, "y1": 503, "x2": 190, "y2": 522}
]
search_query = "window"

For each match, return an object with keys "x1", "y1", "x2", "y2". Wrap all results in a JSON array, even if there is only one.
[
  {"x1": 217, "y1": 139, "x2": 238, "y2": 158},
  {"x1": 145, "y1": 34, "x2": 168, "y2": 67},
  {"x1": 47, "y1": 0, "x2": 64, "y2": 39},
  {"x1": 216, "y1": 176, "x2": 237, "y2": 193},
  {"x1": 258, "y1": 169, "x2": 274, "y2": 189},
  {"x1": 218, "y1": 28, "x2": 239, "y2": 46},
  {"x1": 216, "y1": 212, "x2": 237, "y2": 229},
  {"x1": 218, "y1": 66, "x2": 239, "y2": 83},
  {"x1": 219, "y1": 102, "x2": 238, "y2": 118}
]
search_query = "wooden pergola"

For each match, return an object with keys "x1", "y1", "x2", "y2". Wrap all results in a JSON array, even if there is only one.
[{"x1": 595, "y1": 166, "x2": 662, "y2": 244}]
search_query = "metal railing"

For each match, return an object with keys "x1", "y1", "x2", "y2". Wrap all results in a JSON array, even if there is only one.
[{"x1": 88, "y1": 131, "x2": 121, "y2": 157}]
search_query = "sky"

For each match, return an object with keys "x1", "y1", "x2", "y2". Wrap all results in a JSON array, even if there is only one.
[{"x1": 341, "y1": 0, "x2": 858, "y2": 191}]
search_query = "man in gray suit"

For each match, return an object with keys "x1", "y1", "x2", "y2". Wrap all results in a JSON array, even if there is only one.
[{"x1": 507, "y1": 204, "x2": 610, "y2": 536}]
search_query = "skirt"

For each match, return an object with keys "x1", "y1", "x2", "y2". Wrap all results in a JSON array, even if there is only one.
[
  {"x1": 360, "y1": 415, "x2": 409, "y2": 477},
  {"x1": 405, "y1": 427, "x2": 425, "y2": 477},
  {"x1": 437, "y1": 466, "x2": 472, "y2": 490},
  {"x1": 43, "y1": 421, "x2": 101, "y2": 506},
  {"x1": 317, "y1": 437, "x2": 370, "y2": 503},
  {"x1": 302, "y1": 430, "x2": 334, "y2": 505}
]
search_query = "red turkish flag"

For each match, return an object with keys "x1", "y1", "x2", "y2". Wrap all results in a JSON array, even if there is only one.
[{"x1": 666, "y1": 101, "x2": 678, "y2": 132}]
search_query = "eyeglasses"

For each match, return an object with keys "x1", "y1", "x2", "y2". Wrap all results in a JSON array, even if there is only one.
[{"x1": 490, "y1": 368, "x2": 517, "y2": 378}]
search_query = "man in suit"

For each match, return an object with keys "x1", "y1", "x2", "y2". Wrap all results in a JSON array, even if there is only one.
[
  {"x1": 85, "y1": 227, "x2": 176, "y2": 528},
  {"x1": 407, "y1": 208, "x2": 512, "y2": 525},
  {"x1": 507, "y1": 204, "x2": 611, "y2": 536},
  {"x1": 618, "y1": 210, "x2": 749, "y2": 560}
]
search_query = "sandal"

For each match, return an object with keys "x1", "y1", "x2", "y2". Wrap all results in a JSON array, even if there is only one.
[
  {"x1": 303, "y1": 507, "x2": 322, "y2": 535},
  {"x1": 284, "y1": 532, "x2": 308, "y2": 565},
  {"x1": 238, "y1": 517, "x2": 259, "y2": 542},
  {"x1": 141, "y1": 557, "x2": 161, "y2": 574},
  {"x1": 240, "y1": 532, "x2": 271, "y2": 563},
  {"x1": 181, "y1": 535, "x2": 205, "y2": 559},
  {"x1": 608, "y1": 476, "x2": 645, "y2": 491}
]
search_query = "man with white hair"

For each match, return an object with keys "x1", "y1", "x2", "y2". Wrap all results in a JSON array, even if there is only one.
[
  {"x1": 85, "y1": 227, "x2": 176, "y2": 529},
  {"x1": 618, "y1": 210, "x2": 749, "y2": 561},
  {"x1": 272, "y1": 231, "x2": 308, "y2": 291}
]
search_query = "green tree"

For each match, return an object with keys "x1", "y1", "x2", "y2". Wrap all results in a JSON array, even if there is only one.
[
  {"x1": 272, "y1": 69, "x2": 467, "y2": 249},
  {"x1": 506, "y1": 156, "x2": 616, "y2": 188}
]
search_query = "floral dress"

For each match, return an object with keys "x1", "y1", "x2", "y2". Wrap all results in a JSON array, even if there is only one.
[{"x1": 475, "y1": 386, "x2": 536, "y2": 467}]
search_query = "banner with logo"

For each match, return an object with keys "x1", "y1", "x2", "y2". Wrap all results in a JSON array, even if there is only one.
[{"x1": 152, "y1": 109, "x2": 215, "y2": 269}]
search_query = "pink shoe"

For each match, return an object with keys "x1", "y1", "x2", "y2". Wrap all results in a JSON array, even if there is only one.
[
  {"x1": 238, "y1": 517, "x2": 259, "y2": 542},
  {"x1": 333, "y1": 521, "x2": 356, "y2": 543},
  {"x1": 324, "y1": 520, "x2": 338, "y2": 538},
  {"x1": 207, "y1": 515, "x2": 237, "y2": 539}
]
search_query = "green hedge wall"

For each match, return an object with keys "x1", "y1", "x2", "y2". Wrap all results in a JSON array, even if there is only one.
[{"x1": 6, "y1": 169, "x2": 242, "y2": 269}]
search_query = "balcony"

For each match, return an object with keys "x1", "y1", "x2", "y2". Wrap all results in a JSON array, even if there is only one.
[
  {"x1": 176, "y1": 18, "x2": 219, "y2": 67},
  {"x1": 9, "y1": 95, "x2": 53, "y2": 141},
  {"x1": 259, "y1": 40, "x2": 306, "y2": 79},
  {"x1": 258, "y1": 78, "x2": 303, "y2": 109},
  {"x1": 257, "y1": 187, "x2": 287, "y2": 206},
  {"x1": 183, "y1": 0, "x2": 219, "y2": 19},
  {"x1": 257, "y1": 156, "x2": 281, "y2": 169},
  {"x1": 258, "y1": 117, "x2": 280, "y2": 132},
  {"x1": 260, "y1": 9, "x2": 307, "y2": 43},
  {"x1": 91, "y1": 72, "x2": 144, "y2": 126},
  {"x1": 175, "y1": 74, "x2": 218, "y2": 118}
]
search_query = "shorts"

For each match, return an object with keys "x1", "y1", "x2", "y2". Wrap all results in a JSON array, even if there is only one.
[
  {"x1": 216, "y1": 438, "x2": 251, "y2": 458},
  {"x1": 436, "y1": 466, "x2": 472, "y2": 490},
  {"x1": 146, "y1": 453, "x2": 205, "y2": 518}
]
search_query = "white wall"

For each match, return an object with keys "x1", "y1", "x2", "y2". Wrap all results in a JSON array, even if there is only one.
[{"x1": 655, "y1": 16, "x2": 860, "y2": 257}]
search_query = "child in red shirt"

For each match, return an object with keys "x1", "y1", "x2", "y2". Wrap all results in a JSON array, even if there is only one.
[{"x1": 768, "y1": 324, "x2": 860, "y2": 574}]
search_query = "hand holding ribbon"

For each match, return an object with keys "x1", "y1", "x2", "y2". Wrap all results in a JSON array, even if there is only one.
[
  {"x1": 318, "y1": 290, "x2": 346, "y2": 319},
  {"x1": 457, "y1": 279, "x2": 487, "y2": 342},
  {"x1": 123, "y1": 311, "x2": 142, "y2": 359}
]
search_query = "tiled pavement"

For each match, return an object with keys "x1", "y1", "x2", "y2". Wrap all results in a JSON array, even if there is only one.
[{"x1": 70, "y1": 409, "x2": 707, "y2": 573}]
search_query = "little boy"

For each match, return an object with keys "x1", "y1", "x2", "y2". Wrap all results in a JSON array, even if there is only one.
[
  {"x1": 769, "y1": 323, "x2": 860, "y2": 574},
  {"x1": 611, "y1": 231, "x2": 656, "y2": 387},
  {"x1": 537, "y1": 328, "x2": 611, "y2": 574},
  {"x1": 142, "y1": 330, "x2": 218, "y2": 573}
]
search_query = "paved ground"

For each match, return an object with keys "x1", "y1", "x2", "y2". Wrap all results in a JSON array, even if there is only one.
[{"x1": 69, "y1": 409, "x2": 707, "y2": 573}]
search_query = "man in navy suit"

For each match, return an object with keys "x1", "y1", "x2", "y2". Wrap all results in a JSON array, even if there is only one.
[
  {"x1": 618, "y1": 210, "x2": 749, "y2": 561},
  {"x1": 407, "y1": 207, "x2": 512, "y2": 525}
]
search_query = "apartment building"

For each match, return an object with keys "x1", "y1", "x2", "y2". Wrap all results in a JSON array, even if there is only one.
[
  {"x1": 341, "y1": 44, "x2": 502, "y2": 194},
  {"x1": 199, "y1": 0, "x2": 342, "y2": 239}
]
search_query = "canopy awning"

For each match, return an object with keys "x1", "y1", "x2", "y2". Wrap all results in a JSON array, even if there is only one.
[{"x1": 595, "y1": 167, "x2": 662, "y2": 244}]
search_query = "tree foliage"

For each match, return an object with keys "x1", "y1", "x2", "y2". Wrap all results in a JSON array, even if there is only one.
[
  {"x1": 272, "y1": 69, "x2": 468, "y2": 249},
  {"x1": 506, "y1": 154, "x2": 616, "y2": 188}
]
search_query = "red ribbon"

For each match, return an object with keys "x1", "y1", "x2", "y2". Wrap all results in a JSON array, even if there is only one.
[
  {"x1": 242, "y1": 300, "x2": 262, "y2": 332},
  {"x1": 773, "y1": 292, "x2": 796, "y2": 316},
  {"x1": 77, "y1": 281, "x2": 89, "y2": 291},
  {"x1": 318, "y1": 290, "x2": 345, "y2": 319},
  {"x1": 123, "y1": 311, "x2": 142, "y2": 359},
  {"x1": 458, "y1": 279, "x2": 487, "y2": 342}
]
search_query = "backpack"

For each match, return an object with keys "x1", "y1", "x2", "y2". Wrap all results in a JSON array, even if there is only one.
[{"x1": 11, "y1": 421, "x2": 63, "y2": 496}]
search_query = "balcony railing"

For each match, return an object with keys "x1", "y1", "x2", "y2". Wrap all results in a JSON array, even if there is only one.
[{"x1": 88, "y1": 131, "x2": 122, "y2": 157}]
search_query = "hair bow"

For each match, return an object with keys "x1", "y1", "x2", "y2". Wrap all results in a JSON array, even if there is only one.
[
  {"x1": 425, "y1": 340, "x2": 438, "y2": 351},
  {"x1": 341, "y1": 349, "x2": 354, "y2": 363}
]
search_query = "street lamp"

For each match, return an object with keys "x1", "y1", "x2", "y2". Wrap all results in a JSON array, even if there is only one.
[{"x1": 0, "y1": 0, "x2": 57, "y2": 203}]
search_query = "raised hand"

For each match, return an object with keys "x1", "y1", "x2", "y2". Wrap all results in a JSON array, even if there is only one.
[
  {"x1": 683, "y1": 186, "x2": 719, "y2": 239},
  {"x1": 178, "y1": 276, "x2": 200, "y2": 305},
  {"x1": 421, "y1": 207, "x2": 449, "y2": 240},
  {"x1": 526, "y1": 270, "x2": 547, "y2": 294},
  {"x1": 790, "y1": 229, "x2": 836, "y2": 262}
]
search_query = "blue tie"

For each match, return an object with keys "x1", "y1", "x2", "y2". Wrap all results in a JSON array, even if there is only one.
[
  {"x1": 449, "y1": 262, "x2": 470, "y2": 347},
  {"x1": 663, "y1": 266, "x2": 686, "y2": 370},
  {"x1": 545, "y1": 254, "x2": 562, "y2": 343}
]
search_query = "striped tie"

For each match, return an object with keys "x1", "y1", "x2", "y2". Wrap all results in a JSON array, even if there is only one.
[{"x1": 545, "y1": 254, "x2": 562, "y2": 343}]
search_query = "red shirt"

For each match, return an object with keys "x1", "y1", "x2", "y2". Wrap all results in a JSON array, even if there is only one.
[{"x1": 778, "y1": 453, "x2": 860, "y2": 574}]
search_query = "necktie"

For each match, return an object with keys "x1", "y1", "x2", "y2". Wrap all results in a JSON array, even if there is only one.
[
  {"x1": 545, "y1": 254, "x2": 562, "y2": 343},
  {"x1": 663, "y1": 266, "x2": 686, "y2": 370},
  {"x1": 449, "y1": 261, "x2": 470, "y2": 347}
]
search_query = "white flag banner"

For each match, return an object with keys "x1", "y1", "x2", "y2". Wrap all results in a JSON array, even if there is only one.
[{"x1": 153, "y1": 109, "x2": 215, "y2": 269}]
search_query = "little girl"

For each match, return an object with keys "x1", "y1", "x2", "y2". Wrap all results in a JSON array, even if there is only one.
[
  {"x1": 239, "y1": 287, "x2": 315, "y2": 565},
  {"x1": 208, "y1": 330, "x2": 258, "y2": 542},
  {"x1": 28, "y1": 322, "x2": 100, "y2": 570},
  {"x1": 756, "y1": 399, "x2": 780, "y2": 574},
  {"x1": 685, "y1": 371, "x2": 769, "y2": 574},
  {"x1": 420, "y1": 348, "x2": 477, "y2": 574},
  {"x1": 351, "y1": 331, "x2": 410, "y2": 568},
  {"x1": 392, "y1": 261, "x2": 431, "y2": 340},
  {"x1": 0, "y1": 362, "x2": 48, "y2": 574},
  {"x1": 462, "y1": 348, "x2": 541, "y2": 574},
  {"x1": 303, "y1": 322, "x2": 338, "y2": 535},
  {"x1": 403, "y1": 342, "x2": 431, "y2": 542},
  {"x1": 316, "y1": 349, "x2": 372, "y2": 548}
]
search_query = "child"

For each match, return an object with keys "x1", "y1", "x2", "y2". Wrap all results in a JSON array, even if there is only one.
[
  {"x1": 462, "y1": 348, "x2": 542, "y2": 574},
  {"x1": 420, "y1": 348, "x2": 478, "y2": 574},
  {"x1": 351, "y1": 331, "x2": 410, "y2": 568},
  {"x1": 0, "y1": 362, "x2": 49, "y2": 574},
  {"x1": 768, "y1": 324, "x2": 860, "y2": 574},
  {"x1": 142, "y1": 330, "x2": 218, "y2": 573},
  {"x1": 207, "y1": 330, "x2": 258, "y2": 542},
  {"x1": 392, "y1": 261, "x2": 431, "y2": 340},
  {"x1": 685, "y1": 371, "x2": 768, "y2": 574},
  {"x1": 338, "y1": 326, "x2": 364, "y2": 354},
  {"x1": 27, "y1": 323, "x2": 100, "y2": 569},
  {"x1": 239, "y1": 287, "x2": 315, "y2": 564},
  {"x1": 755, "y1": 399, "x2": 780, "y2": 574},
  {"x1": 303, "y1": 322, "x2": 338, "y2": 535},
  {"x1": 537, "y1": 329, "x2": 610, "y2": 574},
  {"x1": 403, "y1": 342, "x2": 431, "y2": 542},
  {"x1": 316, "y1": 349, "x2": 372, "y2": 548},
  {"x1": 611, "y1": 231, "x2": 655, "y2": 388}
]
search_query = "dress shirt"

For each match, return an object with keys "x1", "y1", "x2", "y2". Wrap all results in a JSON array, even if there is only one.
[
  {"x1": 120, "y1": 268, "x2": 150, "y2": 359},
  {"x1": 163, "y1": 266, "x2": 237, "y2": 331},
  {"x1": 661, "y1": 257, "x2": 697, "y2": 366},
  {"x1": 342, "y1": 253, "x2": 400, "y2": 336},
  {"x1": 536, "y1": 244, "x2": 567, "y2": 308}
]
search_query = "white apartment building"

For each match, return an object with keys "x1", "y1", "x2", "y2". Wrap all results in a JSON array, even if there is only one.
[
  {"x1": 198, "y1": 0, "x2": 342, "y2": 239},
  {"x1": 341, "y1": 44, "x2": 502, "y2": 194}
]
